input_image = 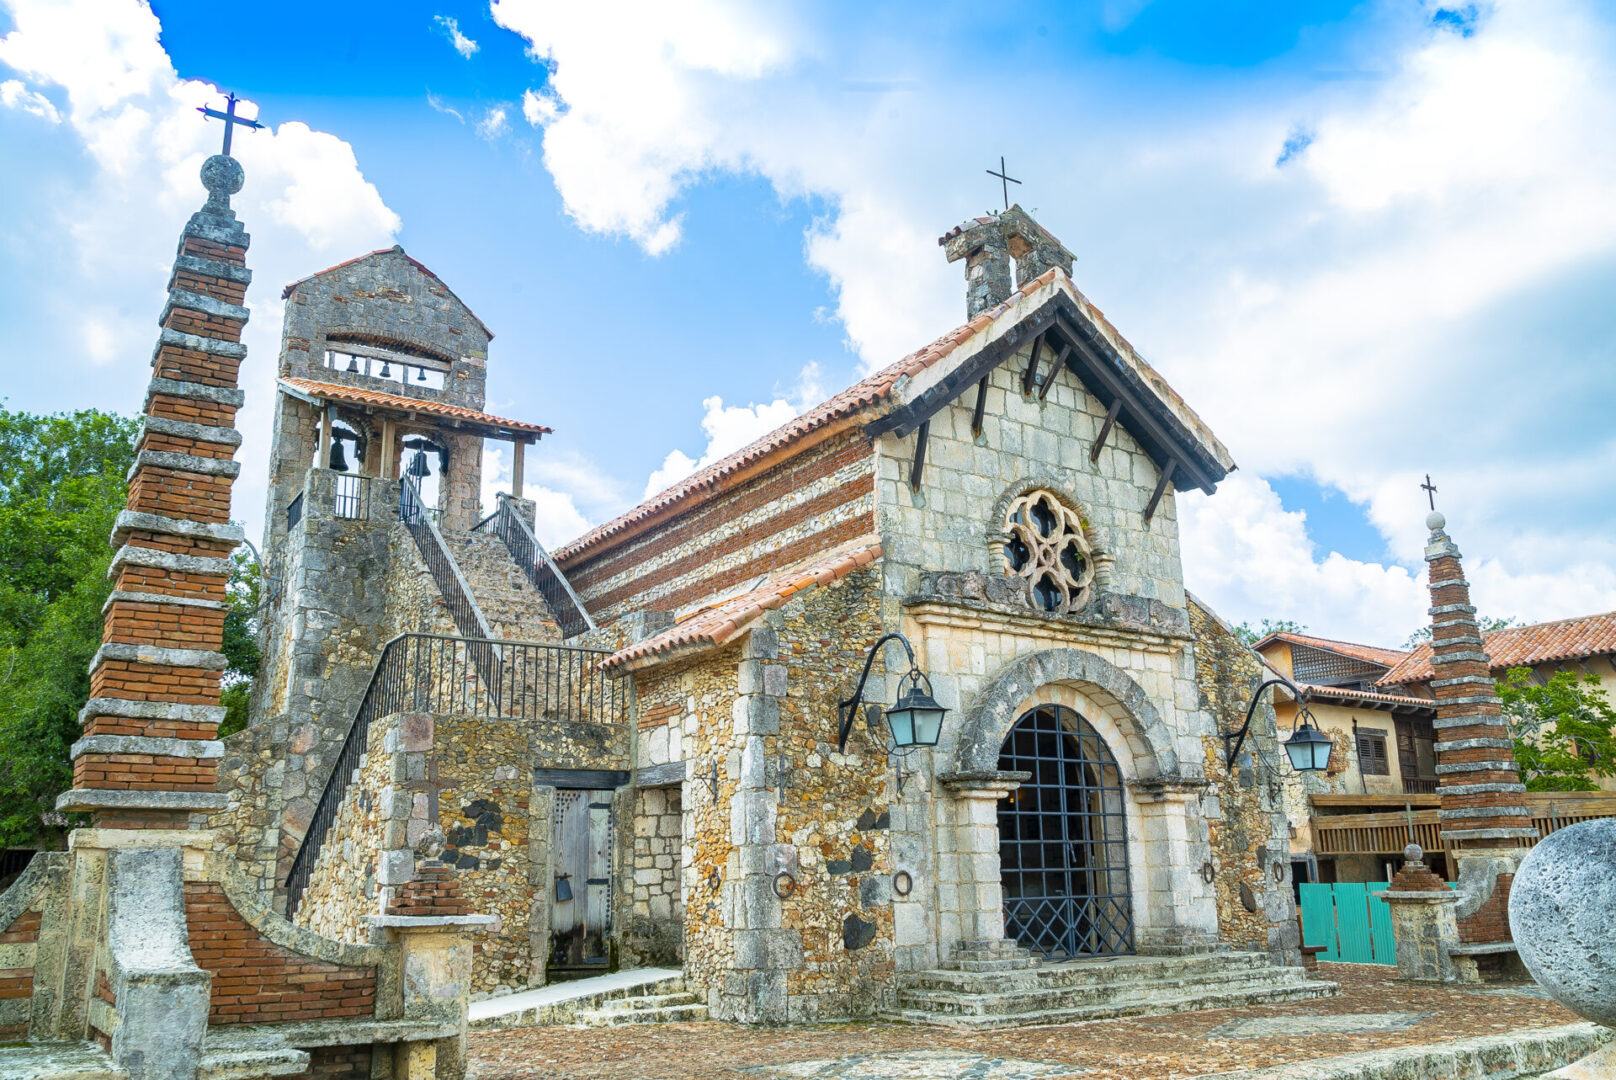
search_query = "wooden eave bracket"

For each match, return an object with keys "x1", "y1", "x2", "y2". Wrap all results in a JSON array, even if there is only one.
[{"x1": 864, "y1": 295, "x2": 1227, "y2": 497}]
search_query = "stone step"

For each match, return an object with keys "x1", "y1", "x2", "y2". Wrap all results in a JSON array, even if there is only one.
[
  {"x1": 953, "y1": 956, "x2": 1039, "y2": 972},
  {"x1": 884, "y1": 978, "x2": 1339, "y2": 1030},
  {"x1": 898, "y1": 967, "x2": 1315, "y2": 1017},
  {"x1": 595, "y1": 991, "x2": 703, "y2": 1012},
  {"x1": 469, "y1": 967, "x2": 686, "y2": 1029},
  {"x1": 444, "y1": 532, "x2": 560, "y2": 643},
  {"x1": 576, "y1": 1001, "x2": 711, "y2": 1027},
  {"x1": 910, "y1": 951, "x2": 1272, "y2": 995}
]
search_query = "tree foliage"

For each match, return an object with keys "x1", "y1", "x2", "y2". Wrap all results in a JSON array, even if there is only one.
[
  {"x1": 218, "y1": 545, "x2": 261, "y2": 739},
  {"x1": 1498, "y1": 666, "x2": 1616, "y2": 792},
  {"x1": 0, "y1": 408, "x2": 137, "y2": 848},
  {"x1": 1233, "y1": 618, "x2": 1307, "y2": 647}
]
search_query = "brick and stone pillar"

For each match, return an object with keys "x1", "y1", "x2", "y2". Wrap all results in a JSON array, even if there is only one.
[
  {"x1": 56, "y1": 153, "x2": 251, "y2": 828},
  {"x1": 1425, "y1": 511, "x2": 1536, "y2": 855}
]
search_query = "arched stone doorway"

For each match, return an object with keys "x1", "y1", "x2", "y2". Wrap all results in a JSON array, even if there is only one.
[{"x1": 998, "y1": 705, "x2": 1134, "y2": 958}]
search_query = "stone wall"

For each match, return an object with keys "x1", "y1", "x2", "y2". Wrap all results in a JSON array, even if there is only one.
[
  {"x1": 562, "y1": 430, "x2": 875, "y2": 626},
  {"x1": 625, "y1": 785, "x2": 683, "y2": 967},
  {"x1": 1188, "y1": 596, "x2": 1302, "y2": 963}
]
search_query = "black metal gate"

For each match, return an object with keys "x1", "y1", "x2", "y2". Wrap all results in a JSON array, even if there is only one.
[{"x1": 998, "y1": 705, "x2": 1134, "y2": 959}]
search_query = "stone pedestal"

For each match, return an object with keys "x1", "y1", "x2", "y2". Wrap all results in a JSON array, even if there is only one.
[
  {"x1": 1129, "y1": 778, "x2": 1221, "y2": 955},
  {"x1": 1382, "y1": 846, "x2": 1461, "y2": 983},
  {"x1": 366, "y1": 914, "x2": 494, "y2": 1080}
]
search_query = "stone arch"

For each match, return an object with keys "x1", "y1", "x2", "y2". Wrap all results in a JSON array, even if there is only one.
[{"x1": 948, "y1": 647, "x2": 1180, "y2": 780}]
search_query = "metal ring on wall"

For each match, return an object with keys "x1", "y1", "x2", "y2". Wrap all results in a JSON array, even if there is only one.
[
  {"x1": 1201, "y1": 860, "x2": 1216, "y2": 884},
  {"x1": 892, "y1": 870, "x2": 913, "y2": 897},
  {"x1": 773, "y1": 872, "x2": 796, "y2": 899}
]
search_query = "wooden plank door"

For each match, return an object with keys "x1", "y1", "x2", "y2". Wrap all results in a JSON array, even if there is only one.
[{"x1": 551, "y1": 788, "x2": 614, "y2": 969}]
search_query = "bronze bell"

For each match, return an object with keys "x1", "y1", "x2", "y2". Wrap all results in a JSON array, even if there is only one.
[
  {"x1": 328, "y1": 439, "x2": 348, "y2": 472},
  {"x1": 407, "y1": 451, "x2": 430, "y2": 479}
]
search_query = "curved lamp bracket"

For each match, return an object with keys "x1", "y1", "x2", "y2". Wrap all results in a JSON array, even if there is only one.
[{"x1": 837, "y1": 632, "x2": 918, "y2": 754}]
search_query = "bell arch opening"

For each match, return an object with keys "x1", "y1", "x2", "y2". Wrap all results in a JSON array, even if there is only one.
[{"x1": 998, "y1": 704, "x2": 1135, "y2": 959}]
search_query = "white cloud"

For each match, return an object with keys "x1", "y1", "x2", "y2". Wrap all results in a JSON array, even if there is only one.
[
  {"x1": 433, "y1": 14, "x2": 479, "y2": 59},
  {"x1": 476, "y1": 105, "x2": 509, "y2": 140},
  {"x1": 0, "y1": 0, "x2": 401, "y2": 543},
  {"x1": 0, "y1": 76, "x2": 58, "y2": 120},
  {"x1": 482, "y1": 444, "x2": 628, "y2": 548},
  {"x1": 491, "y1": 0, "x2": 1616, "y2": 638},
  {"x1": 642, "y1": 364, "x2": 825, "y2": 498},
  {"x1": 427, "y1": 91, "x2": 465, "y2": 123}
]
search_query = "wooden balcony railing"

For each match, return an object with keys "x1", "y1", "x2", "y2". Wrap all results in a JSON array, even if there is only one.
[{"x1": 1311, "y1": 792, "x2": 1616, "y2": 856}]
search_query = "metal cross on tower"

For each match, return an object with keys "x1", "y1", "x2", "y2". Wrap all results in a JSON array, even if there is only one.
[
  {"x1": 197, "y1": 92, "x2": 263, "y2": 157},
  {"x1": 986, "y1": 156, "x2": 1021, "y2": 210},
  {"x1": 1421, "y1": 474, "x2": 1438, "y2": 511}
]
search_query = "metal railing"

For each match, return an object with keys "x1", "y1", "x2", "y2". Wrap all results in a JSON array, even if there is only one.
[
  {"x1": 477, "y1": 494, "x2": 596, "y2": 639},
  {"x1": 399, "y1": 473, "x2": 502, "y2": 700},
  {"x1": 333, "y1": 473, "x2": 368, "y2": 520},
  {"x1": 286, "y1": 491, "x2": 304, "y2": 530},
  {"x1": 284, "y1": 631, "x2": 625, "y2": 915}
]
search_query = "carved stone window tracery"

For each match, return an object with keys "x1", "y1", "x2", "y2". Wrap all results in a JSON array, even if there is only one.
[{"x1": 1000, "y1": 490, "x2": 1095, "y2": 614}]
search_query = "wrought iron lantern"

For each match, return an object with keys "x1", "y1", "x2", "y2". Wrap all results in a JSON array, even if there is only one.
[
  {"x1": 838, "y1": 632, "x2": 947, "y2": 753},
  {"x1": 1283, "y1": 711, "x2": 1334, "y2": 772},
  {"x1": 1223, "y1": 678, "x2": 1332, "y2": 773}
]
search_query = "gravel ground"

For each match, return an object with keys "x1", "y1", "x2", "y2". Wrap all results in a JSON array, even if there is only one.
[{"x1": 468, "y1": 964, "x2": 1581, "y2": 1080}]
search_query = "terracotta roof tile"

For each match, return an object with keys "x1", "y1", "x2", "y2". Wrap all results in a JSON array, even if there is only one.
[
  {"x1": 280, "y1": 245, "x2": 493, "y2": 340},
  {"x1": 1379, "y1": 611, "x2": 1616, "y2": 687},
  {"x1": 1296, "y1": 681, "x2": 1433, "y2": 709},
  {"x1": 552, "y1": 271, "x2": 1062, "y2": 563},
  {"x1": 279, "y1": 377, "x2": 551, "y2": 436},
  {"x1": 1261, "y1": 632, "x2": 1410, "y2": 671},
  {"x1": 600, "y1": 540, "x2": 882, "y2": 670}
]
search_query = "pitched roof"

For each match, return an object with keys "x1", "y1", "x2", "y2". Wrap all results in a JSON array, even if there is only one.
[
  {"x1": 1296, "y1": 681, "x2": 1434, "y2": 711},
  {"x1": 280, "y1": 245, "x2": 493, "y2": 340},
  {"x1": 555, "y1": 268, "x2": 1232, "y2": 564},
  {"x1": 1257, "y1": 631, "x2": 1410, "y2": 670},
  {"x1": 599, "y1": 540, "x2": 882, "y2": 671},
  {"x1": 1379, "y1": 611, "x2": 1616, "y2": 687},
  {"x1": 279, "y1": 378, "x2": 550, "y2": 437}
]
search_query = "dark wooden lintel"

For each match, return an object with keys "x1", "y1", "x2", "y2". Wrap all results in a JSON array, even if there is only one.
[
  {"x1": 971, "y1": 377, "x2": 988, "y2": 437},
  {"x1": 1143, "y1": 459, "x2": 1177, "y2": 523},
  {"x1": 1037, "y1": 343, "x2": 1073, "y2": 401},
  {"x1": 1091, "y1": 398, "x2": 1122, "y2": 463},
  {"x1": 533, "y1": 768, "x2": 629, "y2": 790},
  {"x1": 910, "y1": 420, "x2": 930, "y2": 492},
  {"x1": 635, "y1": 761, "x2": 686, "y2": 788}
]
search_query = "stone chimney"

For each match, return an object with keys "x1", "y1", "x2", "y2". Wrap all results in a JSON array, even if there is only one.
[
  {"x1": 56, "y1": 154, "x2": 250, "y2": 827},
  {"x1": 939, "y1": 205, "x2": 1075, "y2": 319}
]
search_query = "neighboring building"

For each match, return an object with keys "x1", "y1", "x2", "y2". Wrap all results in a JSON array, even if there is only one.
[
  {"x1": 1255, "y1": 615, "x2": 1616, "y2": 886},
  {"x1": 218, "y1": 206, "x2": 1341, "y2": 1026}
]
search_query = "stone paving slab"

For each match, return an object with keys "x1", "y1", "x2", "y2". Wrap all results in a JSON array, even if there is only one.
[{"x1": 467, "y1": 965, "x2": 1588, "y2": 1080}]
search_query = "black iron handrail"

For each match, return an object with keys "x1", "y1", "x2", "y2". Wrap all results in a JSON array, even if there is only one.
[
  {"x1": 480, "y1": 494, "x2": 596, "y2": 639},
  {"x1": 284, "y1": 631, "x2": 625, "y2": 915}
]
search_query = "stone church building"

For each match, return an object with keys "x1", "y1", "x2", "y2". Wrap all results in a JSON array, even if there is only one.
[{"x1": 219, "y1": 205, "x2": 1333, "y2": 1025}]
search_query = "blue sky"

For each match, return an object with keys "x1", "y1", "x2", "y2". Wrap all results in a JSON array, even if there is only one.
[{"x1": 4, "y1": 0, "x2": 1615, "y2": 646}]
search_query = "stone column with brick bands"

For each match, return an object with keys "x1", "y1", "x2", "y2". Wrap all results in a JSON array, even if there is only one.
[
  {"x1": 56, "y1": 153, "x2": 251, "y2": 829},
  {"x1": 1423, "y1": 511, "x2": 1537, "y2": 849}
]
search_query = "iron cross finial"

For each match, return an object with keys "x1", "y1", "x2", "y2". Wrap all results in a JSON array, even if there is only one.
[
  {"x1": 197, "y1": 92, "x2": 264, "y2": 157},
  {"x1": 986, "y1": 156, "x2": 1021, "y2": 211},
  {"x1": 1421, "y1": 474, "x2": 1438, "y2": 511}
]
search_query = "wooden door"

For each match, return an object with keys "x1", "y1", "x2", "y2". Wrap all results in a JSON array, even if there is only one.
[
  {"x1": 1395, "y1": 719, "x2": 1420, "y2": 787},
  {"x1": 551, "y1": 788, "x2": 614, "y2": 970}
]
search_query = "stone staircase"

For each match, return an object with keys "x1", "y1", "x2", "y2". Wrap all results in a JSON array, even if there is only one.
[
  {"x1": 885, "y1": 949, "x2": 1338, "y2": 1029},
  {"x1": 575, "y1": 983, "x2": 710, "y2": 1026},
  {"x1": 444, "y1": 532, "x2": 560, "y2": 642}
]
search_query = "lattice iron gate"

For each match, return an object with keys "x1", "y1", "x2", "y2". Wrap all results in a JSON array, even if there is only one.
[{"x1": 998, "y1": 705, "x2": 1134, "y2": 959}]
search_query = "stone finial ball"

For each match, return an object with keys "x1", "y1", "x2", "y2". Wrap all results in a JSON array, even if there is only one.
[
  {"x1": 201, "y1": 154, "x2": 245, "y2": 196},
  {"x1": 1425, "y1": 511, "x2": 1446, "y2": 532},
  {"x1": 1509, "y1": 818, "x2": 1616, "y2": 1027},
  {"x1": 1404, "y1": 842, "x2": 1423, "y2": 864},
  {"x1": 416, "y1": 824, "x2": 447, "y2": 861}
]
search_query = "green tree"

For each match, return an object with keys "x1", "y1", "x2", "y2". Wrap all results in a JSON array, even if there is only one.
[
  {"x1": 218, "y1": 543, "x2": 262, "y2": 739},
  {"x1": 1233, "y1": 619, "x2": 1307, "y2": 647},
  {"x1": 0, "y1": 408, "x2": 137, "y2": 848},
  {"x1": 1498, "y1": 666, "x2": 1616, "y2": 791}
]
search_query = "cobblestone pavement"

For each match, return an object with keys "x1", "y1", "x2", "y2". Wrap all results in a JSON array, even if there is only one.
[{"x1": 467, "y1": 965, "x2": 1581, "y2": 1080}]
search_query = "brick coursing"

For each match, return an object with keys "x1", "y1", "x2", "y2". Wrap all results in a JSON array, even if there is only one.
[
  {"x1": 0, "y1": 909, "x2": 40, "y2": 1041},
  {"x1": 183, "y1": 883, "x2": 377, "y2": 1024},
  {"x1": 1457, "y1": 872, "x2": 1514, "y2": 944}
]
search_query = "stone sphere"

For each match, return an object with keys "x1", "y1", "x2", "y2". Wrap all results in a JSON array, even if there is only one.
[
  {"x1": 201, "y1": 154, "x2": 244, "y2": 196},
  {"x1": 1426, "y1": 511, "x2": 1446, "y2": 532},
  {"x1": 1510, "y1": 817, "x2": 1616, "y2": 1027}
]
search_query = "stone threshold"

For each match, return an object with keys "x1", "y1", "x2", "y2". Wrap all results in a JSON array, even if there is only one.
[
  {"x1": 468, "y1": 967, "x2": 684, "y2": 1030},
  {"x1": 1190, "y1": 1022, "x2": 1612, "y2": 1080}
]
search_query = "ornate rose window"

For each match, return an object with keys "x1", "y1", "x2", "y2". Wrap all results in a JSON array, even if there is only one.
[{"x1": 1000, "y1": 490, "x2": 1095, "y2": 614}]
